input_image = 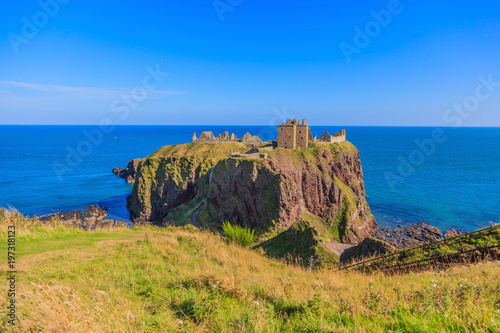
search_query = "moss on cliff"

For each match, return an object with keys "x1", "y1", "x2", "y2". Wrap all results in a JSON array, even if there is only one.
[{"x1": 128, "y1": 142, "x2": 249, "y2": 224}]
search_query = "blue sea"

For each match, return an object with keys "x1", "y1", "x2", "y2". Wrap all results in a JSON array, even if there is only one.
[{"x1": 1, "y1": 125, "x2": 499, "y2": 232}]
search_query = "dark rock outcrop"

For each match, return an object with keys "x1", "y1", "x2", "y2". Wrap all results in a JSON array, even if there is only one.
[
  {"x1": 374, "y1": 222, "x2": 466, "y2": 249},
  {"x1": 340, "y1": 237, "x2": 394, "y2": 264},
  {"x1": 38, "y1": 205, "x2": 128, "y2": 230},
  {"x1": 113, "y1": 158, "x2": 141, "y2": 184},
  {"x1": 444, "y1": 228, "x2": 465, "y2": 239}
]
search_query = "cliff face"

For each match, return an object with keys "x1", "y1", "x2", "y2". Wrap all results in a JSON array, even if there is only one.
[
  {"x1": 112, "y1": 158, "x2": 141, "y2": 184},
  {"x1": 207, "y1": 142, "x2": 377, "y2": 244},
  {"x1": 127, "y1": 141, "x2": 377, "y2": 245},
  {"x1": 127, "y1": 142, "x2": 250, "y2": 225}
]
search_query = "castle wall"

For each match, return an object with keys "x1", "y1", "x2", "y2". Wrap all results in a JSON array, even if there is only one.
[
  {"x1": 295, "y1": 124, "x2": 309, "y2": 149},
  {"x1": 319, "y1": 129, "x2": 346, "y2": 144},
  {"x1": 278, "y1": 125, "x2": 296, "y2": 149}
]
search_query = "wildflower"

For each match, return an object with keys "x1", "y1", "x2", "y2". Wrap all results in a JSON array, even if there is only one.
[
  {"x1": 212, "y1": 285, "x2": 217, "y2": 288},
  {"x1": 496, "y1": 309, "x2": 500, "y2": 314},
  {"x1": 444, "y1": 314, "x2": 448, "y2": 318},
  {"x1": 432, "y1": 284, "x2": 437, "y2": 288},
  {"x1": 253, "y1": 301, "x2": 260, "y2": 306},
  {"x1": 369, "y1": 279, "x2": 373, "y2": 282},
  {"x1": 176, "y1": 319, "x2": 183, "y2": 325}
]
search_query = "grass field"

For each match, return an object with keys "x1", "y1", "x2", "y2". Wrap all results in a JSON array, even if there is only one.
[{"x1": 1, "y1": 210, "x2": 499, "y2": 332}]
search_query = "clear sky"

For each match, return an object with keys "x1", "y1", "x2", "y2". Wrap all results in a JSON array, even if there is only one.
[{"x1": 1, "y1": 0, "x2": 499, "y2": 126}]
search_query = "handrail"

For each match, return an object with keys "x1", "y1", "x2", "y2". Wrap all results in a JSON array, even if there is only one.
[
  {"x1": 371, "y1": 244, "x2": 500, "y2": 273},
  {"x1": 338, "y1": 224, "x2": 499, "y2": 271}
]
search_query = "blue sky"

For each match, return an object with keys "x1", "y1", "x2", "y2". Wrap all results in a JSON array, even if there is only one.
[{"x1": 1, "y1": 0, "x2": 499, "y2": 126}]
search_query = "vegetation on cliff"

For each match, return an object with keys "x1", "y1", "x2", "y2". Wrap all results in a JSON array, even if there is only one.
[
  {"x1": 128, "y1": 142, "x2": 248, "y2": 224},
  {"x1": 127, "y1": 140, "x2": 377, "y2": 267},
  {"x1": 1, "y1": 211, "x2": 499, "y2": 332}
]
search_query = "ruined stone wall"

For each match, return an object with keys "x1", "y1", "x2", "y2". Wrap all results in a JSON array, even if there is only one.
[
  {"x1": 296, "y1": 124, "x2": 309, "y2": 149},
  {"x1": 277, "y1": 125, "x2": 296, "y2": 149},
  {"x1": 319, "y1": 129, "x2": 346, "y2": 144},
  {"x1": 330, "y1": 129, "x2": 346, "y2": 143}
]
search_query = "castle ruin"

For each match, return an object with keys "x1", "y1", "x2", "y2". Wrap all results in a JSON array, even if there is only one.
[
  {"x1": 192, "y1": 130, "x2": 262, "y2": 148},
  {"x1": 277, "y1": 119, "x2": 346, "y2": 149},
  {"x1": 277, "y1": 119, "x2": 313, "y2": 149},
  {"x1": 191, "y1": 118, "x2": 345, "y2": 156},
  {"x1": 319, "y1": 129, "x2": 346, "y2": 143}
]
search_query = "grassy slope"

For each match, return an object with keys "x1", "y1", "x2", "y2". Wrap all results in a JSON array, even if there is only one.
[{"x1": 1, "y1": 212, "x2": 500, "y2": 332}]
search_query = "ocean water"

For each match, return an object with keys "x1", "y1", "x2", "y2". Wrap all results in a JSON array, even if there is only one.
[{"x1": 1, "y1": 125, "x2": 499, "y2": 231}]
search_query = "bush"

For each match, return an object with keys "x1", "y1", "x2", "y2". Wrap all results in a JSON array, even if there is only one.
[{"x1": 222, "y1": 220, "x2": 256, "y2": 247}]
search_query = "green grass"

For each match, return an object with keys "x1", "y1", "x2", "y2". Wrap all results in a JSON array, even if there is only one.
[
  {"x1": 1, "y1": 210, "x2": 500, "y2": 332},
  {"x1": 258, "y1": 220, "x2": 339, "y2": 268},
  {"x1": 222, "y1": 220, "x2": 257, "y2": 247}
]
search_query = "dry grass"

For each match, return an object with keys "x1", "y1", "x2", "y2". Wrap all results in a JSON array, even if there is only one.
[{"x1": 1, "y1": 209, "x2": 499, "y2": 332}]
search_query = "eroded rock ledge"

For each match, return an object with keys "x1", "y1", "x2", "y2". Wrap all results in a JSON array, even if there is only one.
[{"x1": 112, "y1": 158, "x2": 141, "y2": 184}]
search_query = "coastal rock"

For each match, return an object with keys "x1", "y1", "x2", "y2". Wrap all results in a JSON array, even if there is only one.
[
  {"x1": 128, "y1": 141, "x2": 377, "y2": 245},
  {"x1": 38, "y1": 205, "x2": 128, "y2": 230},
  {"x1": 113, "y1": 158, "x2": 142, "y2": 184},
  {"x1": 39, "y1": 204, "x2": 106, "y2": 227},
  {"x1": 39, "y1": 209, "x2": 85, "y2": 226},
  {"x1": 421, "y1": 225, "x2": 442, "y2": 242},
  {"x1": 340, "y1": 237, "x2": 394, "y2": 264},
  {"x1": 375, "y1": 222, "x2": 446, "y2": 249},
  {"x1": 444, "y1": 228, "x2": 465, "y2": 239}
]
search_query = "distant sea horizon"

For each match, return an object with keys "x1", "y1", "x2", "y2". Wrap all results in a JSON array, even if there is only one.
[{"x1": 1, "y1": 125, "x2": 499, "y2": 232}]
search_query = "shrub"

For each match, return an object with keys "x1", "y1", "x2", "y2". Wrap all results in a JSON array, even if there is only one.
[{"x1": 222, "y1": 220, "x2": 256, "y2": 247}]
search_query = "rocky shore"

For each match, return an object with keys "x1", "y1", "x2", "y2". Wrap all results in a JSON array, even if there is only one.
[
  {"x1": 373, "y1": 222, "x2": 465, "y2": 249},
  {"x1": 39, "y1": 205, "x2": 128, "y2": 230}
]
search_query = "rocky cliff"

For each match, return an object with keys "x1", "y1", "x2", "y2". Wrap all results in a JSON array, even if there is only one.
[
  {"x1": 112, "y1": 158, "x2": 141, "y2": 184},
  {"x1": 127, "y1": 140, "x2": 377, "y2": 245}
]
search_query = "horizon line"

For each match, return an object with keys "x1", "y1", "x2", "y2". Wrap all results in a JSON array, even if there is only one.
[{"x1": 1, "y1": 124, "x2": 500, "y2": 128}]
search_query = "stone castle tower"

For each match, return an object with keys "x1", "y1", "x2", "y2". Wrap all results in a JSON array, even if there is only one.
[{"x1": 277, "y1": 119, "x2": 311, "y2": 150}]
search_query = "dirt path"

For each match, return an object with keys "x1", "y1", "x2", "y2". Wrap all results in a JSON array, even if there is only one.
[
  {"x1": 191, "y1": 203, "x2": 205, "y2": 228},
  {"x1": 325, "y1": 242, "x2": 355, "y2": 257}
]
